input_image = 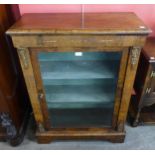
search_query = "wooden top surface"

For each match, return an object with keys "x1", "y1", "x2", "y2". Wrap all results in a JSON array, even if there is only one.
[
  {"x1": 143, "y1": 37, "x2": 155, "y2": 61},
  {"x1": 7, "y1": 13, "x2": 151, "y2": 35}
]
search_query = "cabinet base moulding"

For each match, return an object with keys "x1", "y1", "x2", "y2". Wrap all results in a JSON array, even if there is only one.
[{"x1": 36, "y1": 130, "x2": 125, "y2": 144}]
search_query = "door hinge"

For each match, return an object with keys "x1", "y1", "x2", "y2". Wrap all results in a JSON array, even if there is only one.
[
  {"x1": 146, "y1": 88, "x2": 151, "y2": 94},
  {"x1": 151, "y1": 71, "x2": 155, "y2": 77}
]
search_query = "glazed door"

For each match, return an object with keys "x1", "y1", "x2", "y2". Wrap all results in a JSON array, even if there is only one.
[{"x1": 31, "y1": 49, "x2": 128, "y2": 129}]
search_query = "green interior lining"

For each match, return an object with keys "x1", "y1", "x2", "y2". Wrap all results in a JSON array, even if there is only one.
[{"x1": 38, "y1": 51, "x2": 121, "y2": 128}]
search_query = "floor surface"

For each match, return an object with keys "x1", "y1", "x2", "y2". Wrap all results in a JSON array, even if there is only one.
[{"x1": 0, "y1": 121, "x2": 155, "y2": 150}]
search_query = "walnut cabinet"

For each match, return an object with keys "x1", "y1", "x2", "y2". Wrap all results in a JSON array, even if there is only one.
[{"x1": 7, "y1": 13, "x2": 150, "y2": 143}]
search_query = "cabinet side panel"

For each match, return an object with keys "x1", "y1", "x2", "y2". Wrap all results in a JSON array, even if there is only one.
[
  {"x1": 16, "y1": 48, "x2": 44, "y2": 127},
  {"x1": 117, "y1": 47, "x2": 141, "y2": 131}
]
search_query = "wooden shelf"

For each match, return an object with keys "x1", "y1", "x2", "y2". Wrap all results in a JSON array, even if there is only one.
[
  {"x1": 45, "y1": 85, "x2": 115, "y2": 109},
  {"x1": 43, "y1": 78, "x2": 116, "y2": 86},
  {"x1": 40, "y1": 61, "x2": 120, "y2": 80}
]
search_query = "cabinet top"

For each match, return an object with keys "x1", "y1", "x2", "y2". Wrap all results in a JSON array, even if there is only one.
[{"x1": 7, "y1": 13, "x2": 151, "y2": 35}]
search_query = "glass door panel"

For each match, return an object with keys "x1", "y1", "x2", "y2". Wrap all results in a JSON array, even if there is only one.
[{"x1": 38, "y1": 51, "x2": 122, "y2": 128}]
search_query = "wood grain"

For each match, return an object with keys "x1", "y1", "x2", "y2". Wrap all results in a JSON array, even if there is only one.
[
  {"x1": 112, "y1": 48, "x2": 129, "y2": 129},
  {"x1": 17, "y1": 48, "x2": 44, "y2": 127},
  {"x1": 36, "y1": 128, "x2": 125, "y2": 143},
  {"x1": 117, "y1": 47, "x2": 141, "y2": 131},
  {"x1": 10, "y1": 35, "x2": 146, "y2": 48},
  {"x1": 7, "y1": 13, "x2": 151, "y2": 35}
]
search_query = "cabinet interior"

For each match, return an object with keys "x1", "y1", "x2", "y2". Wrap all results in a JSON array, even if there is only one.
[{"x1": 38, "y1": 51, "x2": 121, "y2": 128}]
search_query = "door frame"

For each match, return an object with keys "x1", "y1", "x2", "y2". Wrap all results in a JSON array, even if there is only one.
[{"x1": 30, "y1": 47, "x2": 129, "y2": 131}]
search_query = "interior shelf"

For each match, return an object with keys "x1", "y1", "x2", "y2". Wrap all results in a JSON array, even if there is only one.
[
  {"x1": 47, "y1": 101, "x2": 114, "y2": 109},
  {"x1": 40, "y1": 60, "x2": 120, "y2": 80},
  {"x1": 44, "y1": 85, "x2": 115, "y2": 109},
  {"x1": 43, "y1": 78, "x2": 116, "y2": 86}
]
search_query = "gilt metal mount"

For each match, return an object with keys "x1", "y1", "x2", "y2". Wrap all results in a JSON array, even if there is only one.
[
  {"x1": 131, "y1": 47, "x2": 141, "y2": 66},
  {"x1": 18, "y1": 48, "x2": 29, "y2": 69}
]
